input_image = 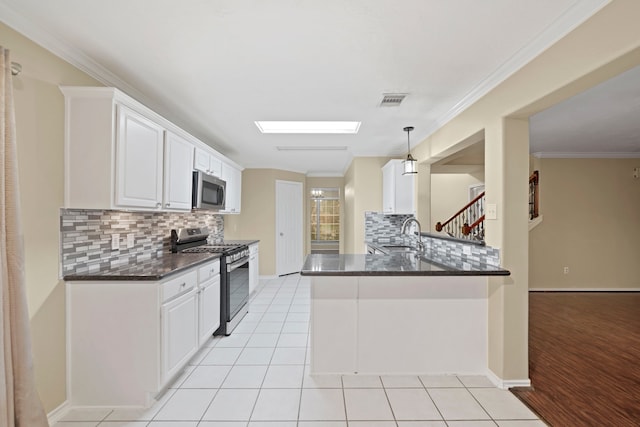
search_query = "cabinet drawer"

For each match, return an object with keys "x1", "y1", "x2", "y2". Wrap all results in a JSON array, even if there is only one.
[
  {"x1": 198, "y1": 260, "x2": 220, "y2": 283},
  {"x1": 161, "y1": 270, "x2": 197, "y2": 303}
]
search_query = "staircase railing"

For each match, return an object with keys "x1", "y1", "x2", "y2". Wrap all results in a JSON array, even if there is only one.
[
  {"x1": 435, "y1": 171, "x2": 539, "y2": 240},
  {"x1": 529, "y1": 170, "x2": 539, "y2": 220},
  {"x1": 435, "y1": 191, "x2": 485, "y2": 241}
]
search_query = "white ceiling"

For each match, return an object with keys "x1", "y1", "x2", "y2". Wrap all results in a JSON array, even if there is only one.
[
  {"x1": 530, "y1": 64, "x2": 640, "y2": 157},
  {"x1": 1, "y1": 0, "x2": 610, "y2": 174}
]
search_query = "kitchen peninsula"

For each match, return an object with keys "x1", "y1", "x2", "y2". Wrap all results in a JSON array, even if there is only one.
[{"x1": 300, "y1": 238, "x2": 509, "y2": 379}]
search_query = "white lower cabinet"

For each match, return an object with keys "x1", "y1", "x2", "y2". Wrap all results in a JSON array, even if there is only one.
[
  {"x1": 249, "y1": 243, "x2": 259, "y2": 295},
  {"x1": 161, "y1": 287, "x2": 199, "y2": 384},
  {"x1": 67, "y1": 260, "x2": 221, "y2": 407},
  {"x1": 198, "y1": 260, "x2": 221, "y2": 346}
]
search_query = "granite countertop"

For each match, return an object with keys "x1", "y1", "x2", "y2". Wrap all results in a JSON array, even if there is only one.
[
  {"x1": 300, "y1": 253, "x2": 510, "y2": 277},
  {"x1": 63, "y1": 252, "x2": 222, "y2": 281}
]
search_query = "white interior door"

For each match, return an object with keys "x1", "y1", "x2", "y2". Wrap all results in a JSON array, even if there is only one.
[{"x1": 276, "y1": 180, "x2": 304, "y2": 276}]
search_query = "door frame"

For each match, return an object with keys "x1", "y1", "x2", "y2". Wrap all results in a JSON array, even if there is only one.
[{"x1": 275, "y1": 180, "x2": 304, "y2": 276}]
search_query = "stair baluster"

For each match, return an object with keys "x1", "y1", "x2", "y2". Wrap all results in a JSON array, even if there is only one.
[{"x1": 435, "y1": 191, "x2": 485, "y2": 241}]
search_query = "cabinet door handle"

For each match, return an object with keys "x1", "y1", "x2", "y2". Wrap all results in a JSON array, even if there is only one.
[
  {"x1": 156, "y1": 202, "x2": 161, "y2": 208},
  {"x1": 180, "y1": 282, "x2": 186, "y2": 287},
  {"x1": 165, "y1": 203, "x2": 170, "y2": 207}
]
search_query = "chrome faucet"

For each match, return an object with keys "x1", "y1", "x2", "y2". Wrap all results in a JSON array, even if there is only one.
[{"x1": 401, "y1": 217, "x2": 424, "y2": 252}]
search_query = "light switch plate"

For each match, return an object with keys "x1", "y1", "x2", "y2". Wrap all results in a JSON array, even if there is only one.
[
  {"x1": 126, "y1": 233, "x2": 135, "y2": 249},
  {"x1": 111, "y1": 233, "x2": 120, "y2": 250},
  {"x1": 486, "y1": 203, "x2": 497, "y2": 220}
]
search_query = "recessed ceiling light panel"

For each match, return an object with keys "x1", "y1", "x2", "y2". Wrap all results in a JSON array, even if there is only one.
[{"x1": 255, "y1": 121, "x2": 361, "y2": 134}]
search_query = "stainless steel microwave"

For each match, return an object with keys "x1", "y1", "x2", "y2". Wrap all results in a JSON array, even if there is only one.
[{"x1": 192, "y1": 171, "x2": 226, "y2": 210}]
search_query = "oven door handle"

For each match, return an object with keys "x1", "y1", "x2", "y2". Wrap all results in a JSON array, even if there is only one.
[{"x1": 227, "y1": 257, "x2": 249, "y2": 272}]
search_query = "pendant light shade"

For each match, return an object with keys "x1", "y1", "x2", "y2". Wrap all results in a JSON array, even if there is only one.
[{"x1": 402, "y1": 126, "x2": 417, "y2": 175}]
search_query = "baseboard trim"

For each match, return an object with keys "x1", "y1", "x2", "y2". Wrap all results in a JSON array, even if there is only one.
[
  {"x1": 530, "y1": 288, "x2": 640, "y2": 292},
  {"x1": 487, "y1": 370, "x2": 531, "y2": 390},
  {"x1": 47, "y1": 400, "x2": 70, "y2": 424},
  {"x1": 259, "y1": 275, "x2": 278, "y2": 280}
]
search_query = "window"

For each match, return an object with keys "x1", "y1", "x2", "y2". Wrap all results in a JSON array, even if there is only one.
[{"x1": 310, "y1": 188, "x2": 340, "y2": 253}]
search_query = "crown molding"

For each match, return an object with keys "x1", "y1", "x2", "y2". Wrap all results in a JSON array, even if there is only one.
[
  {"x1": 425, "y1": 0, "x2": 610, "y2": 137},
  {"x1": 0, "y1": 1, "x2": 151, "y2": 106},
  {"x1": 533, "y1": 151, "x2": 640, "y2": 158},
  {"x1": 306, "y1": 172, "x2": 345, "y2": 178}
]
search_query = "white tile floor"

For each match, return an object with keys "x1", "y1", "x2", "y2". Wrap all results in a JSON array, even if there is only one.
[{"x1": 55, "y1": 274, "x2": 546, "y2": 427}]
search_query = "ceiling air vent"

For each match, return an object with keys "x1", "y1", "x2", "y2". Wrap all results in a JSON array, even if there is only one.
[{"x1": 380, "y1": 93, "x2": 407, "y2": 107}]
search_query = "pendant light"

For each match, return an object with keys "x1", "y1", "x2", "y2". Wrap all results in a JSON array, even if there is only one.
[{"x1": 402, "y1": 126, "x2": 417, "y2": 175}]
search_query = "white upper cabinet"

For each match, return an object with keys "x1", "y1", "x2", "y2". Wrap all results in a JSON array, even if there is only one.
[
  {"x1": 194, "y1": 147, "x2": 222, "y2": 178},
  {"x1": 61, "y1": 87, "x2": 241, "y2": 211},
  {"x1": 220, "y1": 162, "x2": 242, "y2": 214},
  {"x1": 115, "y1": 106, "x2": 165, "y2": 209},
  {"x1": 164, "y1": 132, "x2": 195, "y2": 211},
  {"x1": 382, "y1": 159, "x2": 416, "y2": 215}
]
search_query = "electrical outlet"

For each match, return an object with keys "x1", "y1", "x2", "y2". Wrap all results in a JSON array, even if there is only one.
[
  {"x1": 486, "y1": 203, "x2": 497, "y2": 220},
  {"x1": 563, "y1": 266, "x2": 569, "y2": 274},
  {"x1": 127, "y1": 233, "x2": 135, "y2": 249},
  {"x1": 111, "y1": 233, "x2": 120, "y2": 250}
]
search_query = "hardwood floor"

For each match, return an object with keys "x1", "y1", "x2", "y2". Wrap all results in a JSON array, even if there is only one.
[{"x1": 512, "y1": 292, "x2": 640, "y2": 427}]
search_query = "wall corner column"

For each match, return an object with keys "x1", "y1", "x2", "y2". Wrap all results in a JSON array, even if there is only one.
[{"x1": 484, "y1": 117, "x2": 530, "y2": 385}]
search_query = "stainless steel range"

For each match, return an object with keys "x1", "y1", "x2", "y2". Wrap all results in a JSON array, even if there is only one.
[{"x1": 171, "y1": 228, "x2": 249, "y2": 336}]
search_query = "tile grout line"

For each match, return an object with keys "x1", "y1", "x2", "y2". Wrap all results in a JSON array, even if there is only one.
[
  {"x1": 380, "y1": 379, "x2": 400, "y2": 426},
  {"x1": 418, "y1": 375, "x2": 446, "y2": 423},
  {"x1": 465, "y1": 383, "x2": 504, "y2": 425},
  {"x1": 341, "y1": 374, "x2": 349, "y2": 426}
]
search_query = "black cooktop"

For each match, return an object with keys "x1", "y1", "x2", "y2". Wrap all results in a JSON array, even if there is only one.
[{"x1": 171, "y1": 228, "x2": 249, "y2": 261}]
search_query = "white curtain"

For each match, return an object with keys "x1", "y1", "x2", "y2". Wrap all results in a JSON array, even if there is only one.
[{"x1": 0, "y1": 47, "x2": 49, "y2": 427}]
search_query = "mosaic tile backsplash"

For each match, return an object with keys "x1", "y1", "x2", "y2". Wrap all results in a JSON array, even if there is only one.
[
  {"x1": 60, "y1": 209, "x2": 224, "y2": 275},
  {"x1": 422, "y1": 234, "x2": 500, "y2": 269},
  {"x1": 364, "y1": 211, "x2": 414, "y2": 241},
  {"x1": 365, "y1": 211, "x2": 500, "y2": 269}
]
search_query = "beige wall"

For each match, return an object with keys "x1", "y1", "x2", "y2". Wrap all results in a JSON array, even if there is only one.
[
  {"x1": 224, "y1": 169, "x2": 306, "y2": 276},
  {"x1": 412, "y1": 0, "x2": 640, "y2": 382},
  {"x1": 430, "y1": 170, "x2": 485, "y2": 232},
  {"x1": 343, "y1": 157, "x2": 390, "y2": 253},
  {"x1": 530, "y1": 158, "x2": 640, "y2": 289},
  {"x1": 306, "y1": 177, "x2": 345, "y2": 254},
  {"x1": 1, "y1": 22, "x2": 103, "y2": 412}
]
